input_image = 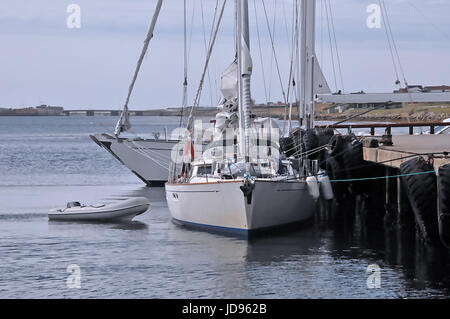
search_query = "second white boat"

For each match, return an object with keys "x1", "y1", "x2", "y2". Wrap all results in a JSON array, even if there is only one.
[{"x1": 48, "y1": 197, "x2": 150, "y2": 222}]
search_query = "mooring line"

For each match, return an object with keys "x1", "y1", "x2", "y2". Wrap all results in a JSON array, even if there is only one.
[{"x1": 328, "y1": 170, "x2": 436, "y2": 183}]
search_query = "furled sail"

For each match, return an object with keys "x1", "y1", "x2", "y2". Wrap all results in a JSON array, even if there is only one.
[
  {"x1": 220, "y1": 61, "x2": 238, "y2": 100},
  {"x1": 114, "y1": 105, "x2": 131, "y2": 136},
  {"x1": 114, "y1": 0, "x2": 163, "y2": 137}
]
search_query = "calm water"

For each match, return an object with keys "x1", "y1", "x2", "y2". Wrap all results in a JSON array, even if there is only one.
[{"x1": 1, "y1": 116, "x2": 450, "y2": 299}]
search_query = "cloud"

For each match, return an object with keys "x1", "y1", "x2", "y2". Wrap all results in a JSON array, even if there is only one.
[{"x1": 0, "y1": 0, "x2": 449, "y2": 109}]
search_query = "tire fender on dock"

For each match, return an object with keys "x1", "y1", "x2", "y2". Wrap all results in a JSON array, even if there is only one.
[
  {"x1": 438, "y1": 164, "x2": 450, "y2": 248},
  {"x1": 400, "y1": 157, "x2": 439, "y2": 243},
  {"x1": 326, "y1": 156, "x2": 349, "y2": 201}
]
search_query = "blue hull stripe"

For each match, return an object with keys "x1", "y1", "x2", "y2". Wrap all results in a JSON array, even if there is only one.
[{"x1": 172, "y1": 218, "x2": 248, "y2": 236}]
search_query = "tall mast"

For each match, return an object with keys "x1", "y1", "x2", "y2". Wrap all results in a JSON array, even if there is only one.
[
  {"x1": 115, "y1": 0, "x2": 163, "y2": 136},
  {"x1": 181, "y1": 0, "x2": 188, "y2": 126},
  {"x1": 236, "y1": 0, "x2": 252, "y2": 161},
  {"x1": 300, "y1": 0, "x2": 316, "y2": 129}
]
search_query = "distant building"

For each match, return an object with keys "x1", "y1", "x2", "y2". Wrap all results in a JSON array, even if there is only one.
[
  {"x1": 327, "y1": 103, "x2": 352, "y2": 113},
  {"x1": 36, "y1": 105, "x2": 64, "y2": 116},
  {"x1": 394, "y1": 85, "x2": 424, "y2": 93},
  {"x1": 15, "y1": 107, "x2": 38, "y2": 115},
  {"x1": 327, "y1": 101, "x2": 402, "y2": 113},
  {"x1": 253, "y1": 102, "x2": 290, "y2": 109},
  {"x1": 423, "y1": 85, "x2": 450, "y2": 93},
  {"x1": 0, "y1": 108, "x2": 14, "y2": 115},
  {"x1": 394, "y1": 85, "x2": 450, "y2": 94}
]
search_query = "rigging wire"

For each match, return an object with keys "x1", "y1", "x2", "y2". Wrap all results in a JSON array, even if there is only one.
[
  {"x1": 284, "y1": 0, "x2": 300, "y2": 135},
  {"x1": 405, "y1": 0, "x2": 450, "y2": 44},
  {"x1": 260, "y1": 0, "x2": 288, "y2": 104},
  {"x1": 200, "y1": 0, "x2": 217, "y2": 108},
  {"x1": 378, "y1": 0, "x2": 401, "y2": 87},
  {"x1": 380, "y1": 0, "x2": 408, "y2": 87},
  {"x1": 208, "y1": 0, "x2": 221, "y2": 105},
  {"x1": 320, "y1": 0, "x2": 324, "y2": 67},
  {"x1": 326, "y1": 0, "x2": 345, "y2": 93},
  {"x1": 265, "y1": 0, "x2": 277, "y2": 103},
  {"x1": 324, "y1": 0, "x2": 338, "y2": 92},
  {"x1": 284, "y1": 0, "x2": 297, "y2": 103},
  {"x1": 280, "y1": 0, "x2": 293, "y2": 61},
  {"x1": 252, "y1": 0, "x2": 269, "y2": 104},
  {"x1": 189, "y1": 0, "x2": 227, "y2": 125}
]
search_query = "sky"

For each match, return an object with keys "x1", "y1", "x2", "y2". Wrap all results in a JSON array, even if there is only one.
[{"x1": 1, "y1": 0, "x2": 450, "y2": 110}]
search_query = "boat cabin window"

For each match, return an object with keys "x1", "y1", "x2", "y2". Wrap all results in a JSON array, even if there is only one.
[{"x1": 195, "y1": 164, "x2": 212, "y2": 176}]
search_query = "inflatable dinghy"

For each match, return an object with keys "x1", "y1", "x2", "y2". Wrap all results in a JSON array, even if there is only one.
[{"x1": 48, "y1": 197, "x2": 150, "y2": 222}]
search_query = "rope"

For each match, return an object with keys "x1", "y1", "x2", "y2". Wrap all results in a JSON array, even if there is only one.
[
  {"x1": 290, "y1": 144, "x2": 328, "y2": 158},
  {"x1": 128, "y1": 141, "x2": 171, "y2": 171},
  {"x1": 329, "y1": 170, "x2": 436, "y2": 183},
  {"x1": 189, "y1": 0, "x2": 227, "y2": 125}
]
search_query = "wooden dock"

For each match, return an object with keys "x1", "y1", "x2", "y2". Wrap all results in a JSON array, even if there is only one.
[{"x1": 364, "y1": 135, "x2": 450, "y2": 171}]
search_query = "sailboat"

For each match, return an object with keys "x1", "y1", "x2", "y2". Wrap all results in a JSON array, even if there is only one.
[{"x1": 165, "y1": 0, "x2": 325, "y2": 236}]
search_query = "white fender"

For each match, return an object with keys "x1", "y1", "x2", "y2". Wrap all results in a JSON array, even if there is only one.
[
  {"x1": 306, "y1": 176, "x2": 320, "y2": 200},
  {"x1": 318, "y1": 174, "x2": 334, "y2": 200}
]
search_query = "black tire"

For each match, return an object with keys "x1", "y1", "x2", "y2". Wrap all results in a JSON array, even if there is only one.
[
  {"x1": 303, "y1": 128, "x2": 319, "y2": 159},
  {"x1": 326, "y1": 156, "x2": 349, "y2": 201},
  {"x1": 341, "y1": 140, "x2": 370, "y2": 195},
  {"x1": 342, "y1": 140, "x2": 364, "y2": 179},
  {"x1": 280, "y1": 137, "x2": 295, "y2": 157},
  {"x1": 438, "y1": 164, "x2": 450, "y2": 248},
  {"x1": 328, "y1": 134, "x2": 345, "y2": 157},
  {"x1": 316, "y1": 128, "x2": 335, "y2": 146},
  {"x1": 316, "y1": 128, "x2": 334, "y2": 169},
  {"x1": 400, "y1": 157, "x2": 439, "y2": 243}
]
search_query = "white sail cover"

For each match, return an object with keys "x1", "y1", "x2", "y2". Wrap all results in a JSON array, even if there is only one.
[
  {"x1": 114, "y1": 105, "x2": 131, "y2": 136},
  {"x1": 220, "y1": 61, "x2": 238, "y2": 100},
  {"x1": 314, "y1": 59, "x2": 331, "y2": 95}
]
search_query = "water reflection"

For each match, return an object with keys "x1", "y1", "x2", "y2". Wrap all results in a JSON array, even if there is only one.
[
  {"x1": 324, "y1": 196, "x2": 450, "y2": 294},
  {"x1": 165, "y1": 190, "x2": 450, "y2": 296}
]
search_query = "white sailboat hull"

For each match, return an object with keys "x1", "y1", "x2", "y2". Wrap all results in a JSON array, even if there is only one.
[
  {"x1": 91, "y1": 134, "x2": 176, "y2": 186},
  {"x1": 165, "y1": 179, "x2": 316, "y2": 236}
]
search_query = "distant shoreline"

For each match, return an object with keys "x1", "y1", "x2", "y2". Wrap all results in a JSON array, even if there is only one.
[{"x1": 1, "y1": 103, "x2": 448, "y2": 122}]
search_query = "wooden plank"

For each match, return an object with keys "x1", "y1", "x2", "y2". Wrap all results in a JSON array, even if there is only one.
[{"x1": 363, "y1": 135, "x2": 450, "y2": 170}]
